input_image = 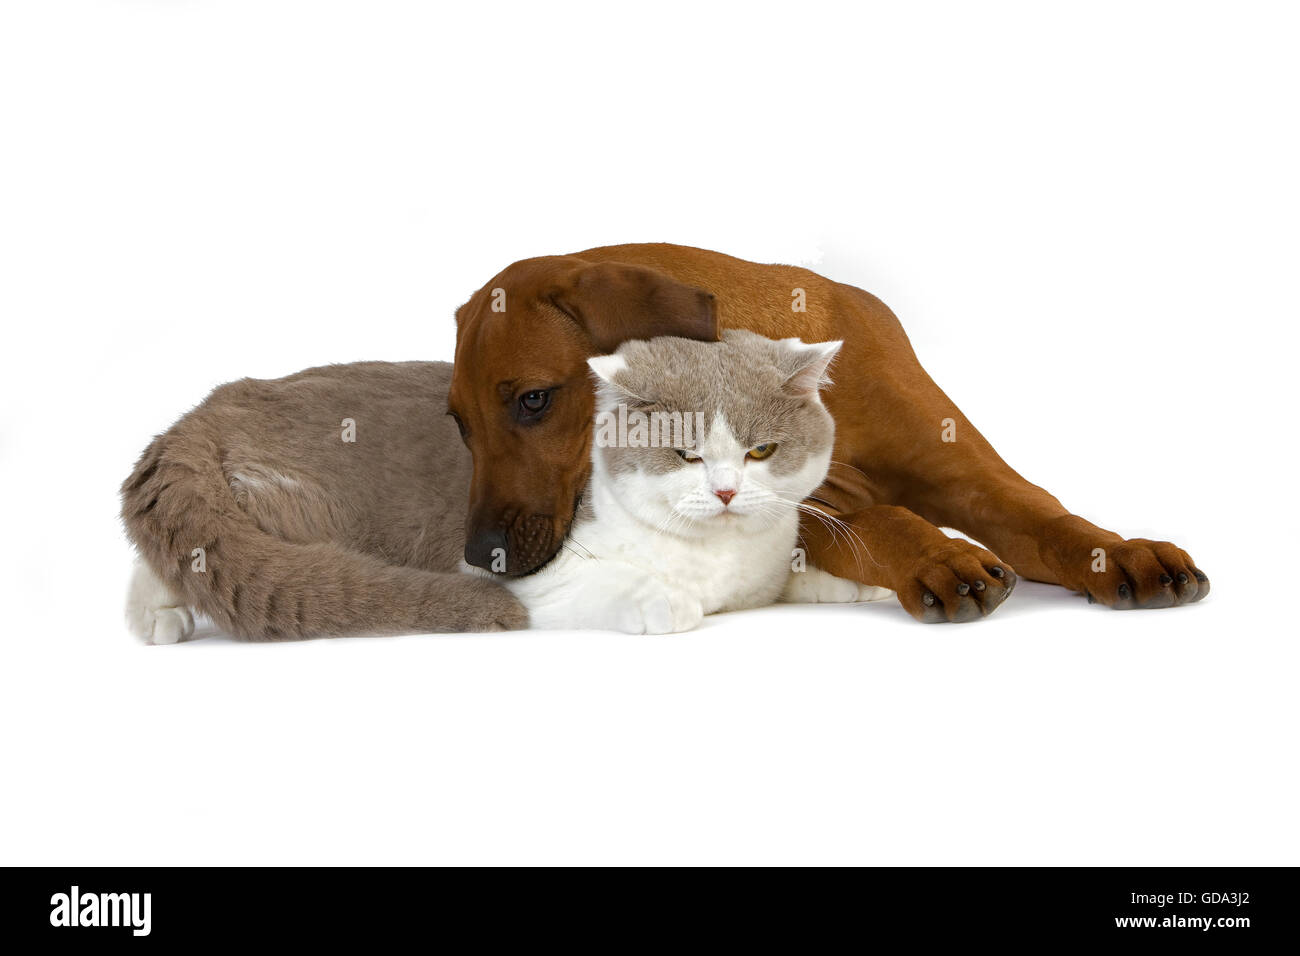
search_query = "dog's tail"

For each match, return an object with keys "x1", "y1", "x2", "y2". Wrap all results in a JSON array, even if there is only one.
[{"x1": 120, "y1": 429, "x2": 526, "y2": 640}]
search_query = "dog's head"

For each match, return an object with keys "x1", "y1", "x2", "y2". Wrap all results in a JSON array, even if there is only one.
[{"x1": 448, "y1": 255, "x2": 718, "y2": 576}]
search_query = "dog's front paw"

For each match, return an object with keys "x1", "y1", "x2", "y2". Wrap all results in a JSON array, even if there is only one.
[
  {"x1": 1040, "y1": 516, "x2": 1209, "y2": 610},
  {"x1": 1077, "y1": 538, "x2": 1209, "y2": 609},
  {"x1": 897, "y1": 541, "x2": 1017, "y2": 623}
]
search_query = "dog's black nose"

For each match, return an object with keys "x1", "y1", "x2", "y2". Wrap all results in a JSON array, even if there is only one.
[{"x1": 465, "y1": 529, "x2": 509, "y2": 573}]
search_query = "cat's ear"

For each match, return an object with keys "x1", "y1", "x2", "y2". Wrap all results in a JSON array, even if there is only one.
[
  {"x1": 780, "y1": 339, "x2": 842, "y2": 400},
  {"x1": 586, "y1": 353, "x2": 629, "y2": 386}
]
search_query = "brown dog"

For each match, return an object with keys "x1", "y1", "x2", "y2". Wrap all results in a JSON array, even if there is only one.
[{"x1": 449, "y1": 243, "x2": 1208, "y2": 622}]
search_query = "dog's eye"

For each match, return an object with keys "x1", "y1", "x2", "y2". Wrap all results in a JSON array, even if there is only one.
[
  {"x1": 519, "y1": 389, "x2": 551, "y2": 416},
  {"x1": 675, "y1": 449, "x2": 702, "y2": 462},
  {"x1": 747, "y1": 443, "x2": 777, "y2": 460}
]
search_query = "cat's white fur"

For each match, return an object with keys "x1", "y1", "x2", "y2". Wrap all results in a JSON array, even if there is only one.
[
  {"x1": 125, "y1": 560, "x2": 195, "y2": 644},
  {"x1": 782, "y1": 564, "x2": 893, "y2": 605},
  {"x1": 507, "y1": 337, "x2": 892, "y2": 633}
]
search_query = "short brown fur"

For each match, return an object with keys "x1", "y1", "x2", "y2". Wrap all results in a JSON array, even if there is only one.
[{"x1": 450, "y1": 243, "x2": 1209, "y2": 622}]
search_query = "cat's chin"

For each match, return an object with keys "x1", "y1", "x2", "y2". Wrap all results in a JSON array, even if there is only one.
[
  {"x1": 638, "y1": 502, "x2": 770, "y2": 536},
  {"x1": 669, "y1": 508, "x2": 758, "y2": 532}
]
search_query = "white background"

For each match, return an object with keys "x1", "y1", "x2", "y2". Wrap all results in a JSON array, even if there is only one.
[{"x1": 1, "y1": 1, "x2": 1296, "y2": 865}]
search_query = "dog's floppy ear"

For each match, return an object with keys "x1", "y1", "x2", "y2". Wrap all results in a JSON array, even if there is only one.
[{"x1": 549, "y1": 262, "x2": 718, "y2": 352}]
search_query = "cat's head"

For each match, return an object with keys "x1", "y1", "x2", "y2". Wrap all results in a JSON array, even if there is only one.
[{"x1": 586, "y1": 329, "x2": 841, "y2": 537}]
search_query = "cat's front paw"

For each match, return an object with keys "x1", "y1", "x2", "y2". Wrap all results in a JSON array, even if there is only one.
[
  {"x1": 520, "y1": 562, "x2": 705, "y2": 634},
  {"x1": 784, "y1": 567, "x2": 859, "y2": 603},
  {"x1": 127, "y1": 603, "x2": 195, "y2": 644},
  {"x1": 782, "y1": 566, "x2": 894, "y2": 605},
  {"x1": 604, "y1": 581, "x2": 703, "y2": 635},
  {"x1": 125, "y1": 561, "x2": 195, "y2": 644}
]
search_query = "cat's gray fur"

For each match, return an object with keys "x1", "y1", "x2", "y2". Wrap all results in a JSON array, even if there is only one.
[
  {"x1": 505, "y1": 330, "x2": 853, "y2": 632},
  {"x1": 121, "y1": 361, "x2": 527, "y2": 640}
]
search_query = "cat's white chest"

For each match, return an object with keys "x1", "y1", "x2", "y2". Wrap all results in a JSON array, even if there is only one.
[{"x1": 569, "y1": 508, "x2": 796, "y2": 614}]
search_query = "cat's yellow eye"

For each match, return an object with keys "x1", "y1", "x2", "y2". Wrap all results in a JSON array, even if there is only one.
[
  {"x1": 675, "y1": 448, "x2": 702, "y2": 462},
  {"x1": 747, "y1": 443, "x2": 777, "y2": 460}
]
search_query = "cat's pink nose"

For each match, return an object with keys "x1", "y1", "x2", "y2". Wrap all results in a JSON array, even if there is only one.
[{"x1": 714, "y1": 489, "x2": 736, "y2": 506}]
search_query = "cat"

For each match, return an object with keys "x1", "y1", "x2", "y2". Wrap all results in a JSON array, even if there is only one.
[
  {"x1": 501, "y1": 329, "x2": 892, "y2": 633},
  {"x1": 122, "y1": 361, "x2": 528, "y2": 642}
]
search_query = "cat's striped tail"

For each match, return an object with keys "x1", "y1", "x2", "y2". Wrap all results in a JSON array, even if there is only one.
[{"x1": 120, "y1": 427, "x2": 527, "y2": 640}]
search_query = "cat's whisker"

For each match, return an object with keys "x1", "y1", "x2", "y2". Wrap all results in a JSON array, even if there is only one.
[
  {"x1": 656, "y1": 505, "x2": 696, "y2": 540},
  {"x1": 803, "y1": 507, "x2": 879, "y2": 574},
  {"x1": 828, "y1": 459, "x2": 873, "y2": 484},
  {"x1": 795, "y1": 502, "x2": 866, "y2": 553},
  {"x1": 565, "y1": 534, "x2": 596, "y2": 559},
  {"x1": 768, "y1": 494, "x2": 882, "y2": 576},
  {"x1": 563, "y1": 541, "x2": 592, "y2": 561},
  {"x1": 798, "y1": 514, "x2": 866, "y2": 578},
  {"x1": 804, "y1": 505, "x2": 853, "y2": 561}
]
